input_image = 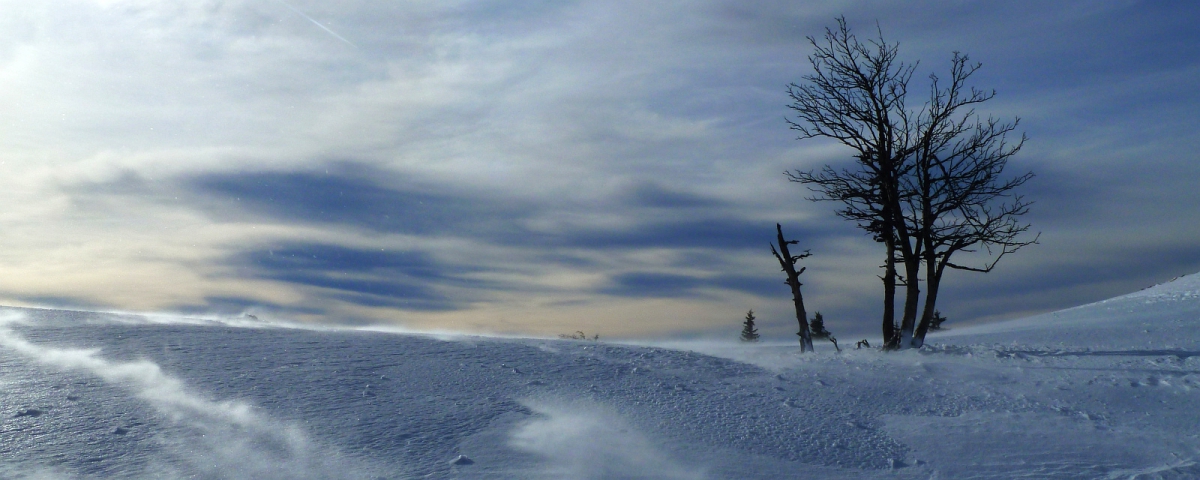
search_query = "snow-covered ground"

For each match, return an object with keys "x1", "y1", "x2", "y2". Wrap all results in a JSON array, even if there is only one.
[{"x1": 2, "y1": 273, "x2": 1198, "y2": 479}]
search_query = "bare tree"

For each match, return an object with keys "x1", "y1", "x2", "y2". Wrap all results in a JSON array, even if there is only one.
[
  {"x1": 770, "y1": 223, "x2": 814, "y2": 352},
  {"x1": 900, "y1": 52, "x2": 1037, "y2": 348},
  {"x1": 784, "y1": 17, "x2": 918, "y2": 348},
  {"x1": 786, "y1": 18, "x2": 1036, "y2": 349}
]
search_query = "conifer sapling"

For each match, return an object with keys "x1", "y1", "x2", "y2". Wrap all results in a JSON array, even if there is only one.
[
  {"x1": 810, "y1": 312, "x2": 841, "y2": 352},
  {"x1": 740, "y1": 310, "x2": 760, "y2": 342},
  {"x1": 810, "y1": 312, "x2": 832, "y2": 339}
]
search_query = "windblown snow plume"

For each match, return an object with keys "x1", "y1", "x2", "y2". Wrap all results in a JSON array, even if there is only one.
[
  {"x1": 0, "y1": 313, "x2": 368, "y2": 479},
  {"x1": 510, "y1": 399, "x2": 704, "y2": 480}
]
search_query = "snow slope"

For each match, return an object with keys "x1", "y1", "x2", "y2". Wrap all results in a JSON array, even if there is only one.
[{"x1": 1, "y1": 273, "x2": 1198, "y2": 479}]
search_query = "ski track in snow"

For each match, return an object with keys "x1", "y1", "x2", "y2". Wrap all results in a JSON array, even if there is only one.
[{"x1": 1, "y1": 272, "x2": 1199, "y2": 479}]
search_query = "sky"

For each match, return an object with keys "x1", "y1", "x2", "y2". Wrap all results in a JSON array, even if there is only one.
[{"x1": 1, "y1": 0, "x2": 1198, "y2": 339}]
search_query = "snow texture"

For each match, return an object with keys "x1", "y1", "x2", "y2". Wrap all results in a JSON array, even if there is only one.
[{"x1": 2, "y1": 272, "x2": 1199, "y2": 478}]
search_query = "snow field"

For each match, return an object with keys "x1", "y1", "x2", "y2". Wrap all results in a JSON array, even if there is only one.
[{"x1": 1, "y1": 272, "x2": 1198, "y2": 478}]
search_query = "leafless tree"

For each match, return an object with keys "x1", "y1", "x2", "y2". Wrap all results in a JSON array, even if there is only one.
[
  {"x1": 903, "y1": 53, "x2": 1037, "y2": 346},
  {"x1": 770, "y1": 223, "x2": 814, "y2": 352},
  {"x1": 784, "y1": 17, "x2": 918, "y2": 348},
  {"x1": 785, "y1": 18, "x2": 1036, "y2": 349}
]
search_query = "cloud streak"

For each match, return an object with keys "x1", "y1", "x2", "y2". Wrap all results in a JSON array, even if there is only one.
[{"x1": 270, "y1": 0, "x2": 358, "y2": 48}]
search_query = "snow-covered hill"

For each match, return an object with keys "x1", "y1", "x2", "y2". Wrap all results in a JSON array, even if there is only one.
[{"x1": 2, "y1": 273, "x2": 1199, "y2": 479}]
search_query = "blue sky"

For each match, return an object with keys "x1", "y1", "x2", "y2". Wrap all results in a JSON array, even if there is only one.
[{"x1": 1, "y1": 0, "x2": 1198, "y2": 338}]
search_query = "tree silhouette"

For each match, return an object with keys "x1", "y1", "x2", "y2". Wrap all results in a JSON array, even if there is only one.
[
  {"x1": 810, "y1": 312, "x2": 831, "y2": 339},
  {"x1": 770, "y1": 223, "x2": 814, "y2": 352},
  {"x1": 785, "y1": 17, "x2": 1036, "y2": 349},
  {"x1": 809, "y1": 312, "x2": 841, "y2": 352},
  {"x1": 928, "y1": 310, "x2": 947, "y2": 331},
  {"x1": 740, "y1": 310, "x2": 760, "y2": 342},
  {"x1": 785, "y1": 17, "x2": 917, "y2": 349}
]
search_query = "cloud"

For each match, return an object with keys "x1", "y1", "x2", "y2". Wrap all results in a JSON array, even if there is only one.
[
  {"x1": 601, "y1": 272, "x2": 708, "y2": 298},
  {"x1": 185, "y1": 164, "x2": 535, "y2": 238},
  {"x1": 183, "y1": 163, "x2": 792, "y2": 251},
  {"x1": 181, "y1": 166, "x2": 816, "y2": 316},
  {"x1": 601, "y1": 272, "x2": 779, "y2": 299},
  {"x1": 229, "y1": 242, "x2": 467, "y2": 311}
]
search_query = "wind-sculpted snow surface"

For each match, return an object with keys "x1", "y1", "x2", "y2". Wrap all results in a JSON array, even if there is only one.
[
  {"x1": 0, "y1": 313, "x2": 380, "y2": 479},
  {"x1": 1, "y1": 272, "x2": 1199, "y2": 478}
]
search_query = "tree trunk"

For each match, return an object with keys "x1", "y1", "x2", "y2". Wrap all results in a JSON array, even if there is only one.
[
  {"x1": 881, "y1": 235, "x2": 898, "y2": 349},
  {"x1": 893, "y1": 189, "x2": 921, "y2": 350},
  {"x1": 912, "y1": 259, "x2": 948, "y2": 348},
  {"x1": 791, "y1": 279, "x2": 814, "y2": 352},
  {"x1": 879, "y1": 143, "x2": 914, "y2": 350},
  {"x1": 898, "y1": 249, "x2": 921, "y2": 349},
  {"x1": 773, "y1": 224, "x2": 814, "y2": 352}
]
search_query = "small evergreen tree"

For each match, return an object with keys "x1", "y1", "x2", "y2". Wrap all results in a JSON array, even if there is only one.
[
  {"x1": 740, "y1": 310, "x2": 760, "y2": 342},
  {"x1": 929, "y1": 310, "x2": 948, "y2": 330},
  {"x1": 809, "y1": 311, "x2": 841, "y2": 352},
  {"x1": 810, "y1": 312, "x2": 832, "y2": 339}
]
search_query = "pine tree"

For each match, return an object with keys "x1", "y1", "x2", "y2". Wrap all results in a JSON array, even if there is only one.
[
  {"x1": 810, "y1": 312, "x2": 832, "y2": 339},
  {"x1": 740, "y1": 310, "x2": 760, "y2": 342},
  {"x1": 810, "y1": 312, "x2": 841, "y2": 352}
]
